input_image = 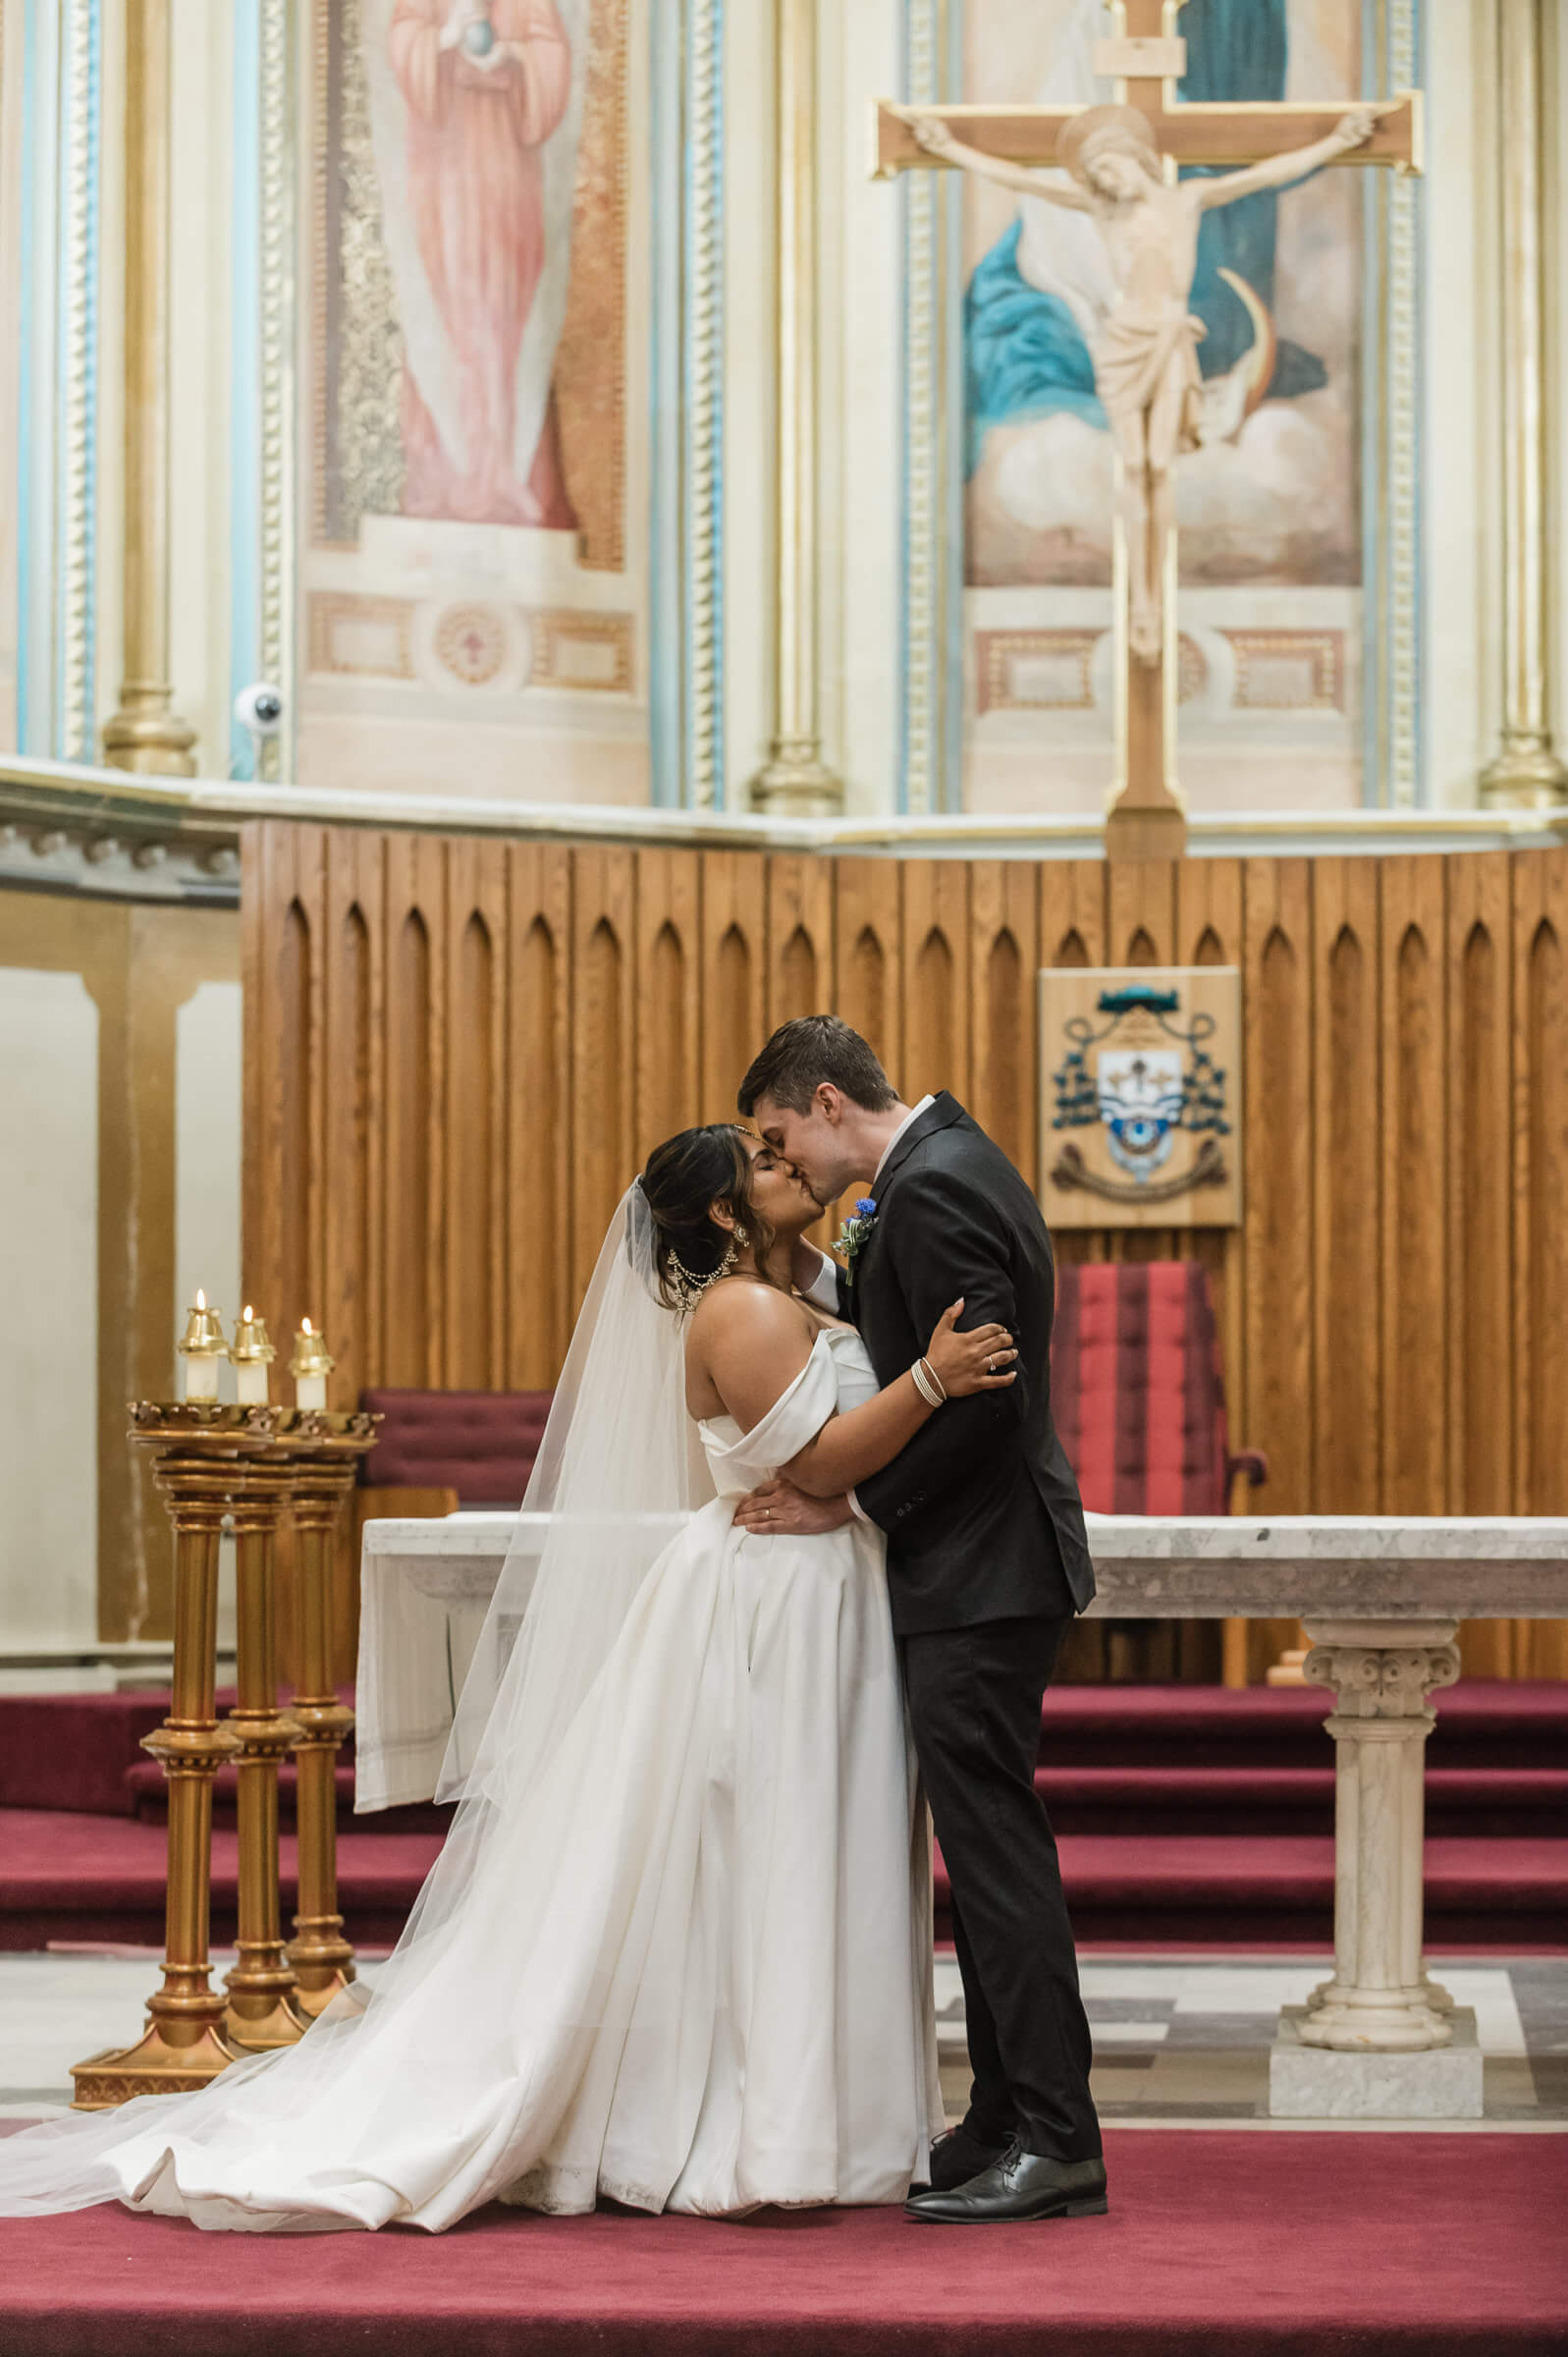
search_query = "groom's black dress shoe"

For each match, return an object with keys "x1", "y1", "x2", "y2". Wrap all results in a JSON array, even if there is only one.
[
  {"x1": 905, "y1": 2143, "x2": 1108, "y2": 2224},
  {"x1": 922, "y1": 2123, "x2": 1010, "y2": 2193}
]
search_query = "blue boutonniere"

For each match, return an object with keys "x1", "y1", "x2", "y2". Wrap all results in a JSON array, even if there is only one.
[{"x1": 834, "y1": 1196, "x2": 879, "y2": 1285}]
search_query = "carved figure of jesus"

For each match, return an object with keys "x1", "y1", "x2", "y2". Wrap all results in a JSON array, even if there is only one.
[{"x1": 904, "y1": 101, "x2": 1377, "y2": 664}]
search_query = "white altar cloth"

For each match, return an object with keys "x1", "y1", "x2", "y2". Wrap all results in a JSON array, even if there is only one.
[{"x1": 354, "y1": 1510, "x2": 687, "y2": 1811}]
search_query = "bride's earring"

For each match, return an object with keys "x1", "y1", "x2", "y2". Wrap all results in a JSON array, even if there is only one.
[{"x1": 733, "y1": 1225, "x2": 748, "y2": 1246}]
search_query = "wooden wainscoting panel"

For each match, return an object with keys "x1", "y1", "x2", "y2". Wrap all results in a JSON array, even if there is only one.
[
  {"x1": 444, "y1": 839, "x2": 509, "y2": 1389},
  {"x1": 632, "y1": 848, "x2": 702, "y2": 1169},
  {"x1": 969, "y1": 861, "x2": 1039, "y2": 1187},
  {"x1": 834, "y1": 860, "x2": 904, "y2": 1089},
  {"x1": 699, "y1": 851, "x2": 767, "y2": 1125},
  {"x1": 1108, "y1": 857, "x2": 1179, "y2": 968},
  {"x1": 1512, "y1": 849, "x2": 1568, "y2": 1674},
  {"x1": 764, "y1": 853, "x2": 835, "y2": 1029},
  {"x1": 506, "y1": 844, "x2": 573, "y2": 1387},
  {"x1": 1446, "y1": 854, "x2": 1518, "y2": 1674},
  {"x1": 381, "y1": 831, "x2": 448, "y2": 1387},
  {"x1": 1379, "y1": 856, "x2": 1449, "y2": 1520},
  {"x1": 902, "y1": 862, "x2": 969, "y2": 1108},
  {"x1": 1242, "y1": 858, "x2": 1314, "y2": 1678},
  {"x1": 1040, "y1": 859, "x2": 1108, "y2": 972},
  {"x1": 1176, "y1": 858, "x2": 1245, "y2": 1461},
  {"x1": 569, "y1": 846, "x2": 636, "y2": 1304},
  {"x1": 1312, "y1": 857, "x2": 1381, "y2": 1516},
  {"x1": 322, "y1": 831, "x2": 385, "y2": 1405}
]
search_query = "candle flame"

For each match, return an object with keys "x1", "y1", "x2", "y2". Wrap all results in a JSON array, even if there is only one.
[
  {"x1": 195, "y1": 1288, "x2": 206, "y2": 1310},
  {"x1": 243, "y1": 1304, "x2": 253, "y2": 1322},
  {"x1": 300, "y1": 1316, "x2": 313, "y2": 1335}
]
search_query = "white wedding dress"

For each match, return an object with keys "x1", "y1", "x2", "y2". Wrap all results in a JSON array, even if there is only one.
[{"x1": 0, "y1": 1314, "x2": 940, "y2": 2230}]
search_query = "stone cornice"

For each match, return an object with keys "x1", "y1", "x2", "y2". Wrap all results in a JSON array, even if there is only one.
[{"x1": 3, "y1": 755, "x2": 1567, "y2": 905}]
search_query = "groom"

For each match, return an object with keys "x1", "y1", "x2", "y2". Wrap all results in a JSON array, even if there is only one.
[{"x1": 736, "y1": 1016, "x2": 1105, "y2": 2224}]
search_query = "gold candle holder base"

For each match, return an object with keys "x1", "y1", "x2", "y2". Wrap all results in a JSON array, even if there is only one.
[
  {"x1": 74, "y1": 1403, "x2": 377, "y2": 2106},
  {"x1": 72, "y1": 2020, "x2": 241, "y2": 2110}
]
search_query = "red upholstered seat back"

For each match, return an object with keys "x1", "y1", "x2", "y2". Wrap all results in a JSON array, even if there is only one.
[
  {"x1": 1050, "y1": 1261, "x2": 1230, "y2": 1515},
  {"x1": 358, "y1": 1389, "x2": 554, "y2": 1506}
]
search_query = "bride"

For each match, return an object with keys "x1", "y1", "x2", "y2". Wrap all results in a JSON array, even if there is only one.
[{"x1": 0, "y1": 1124, "x2": 1016, "y2": 2230}]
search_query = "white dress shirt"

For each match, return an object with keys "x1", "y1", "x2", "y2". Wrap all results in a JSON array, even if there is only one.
[{"x1": 799, "y1": 1095, "x2": 937, "y2": 1522}]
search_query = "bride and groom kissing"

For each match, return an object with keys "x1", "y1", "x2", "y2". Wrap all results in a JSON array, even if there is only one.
[{"x1": 0, "y1": 1016, "x2": 1105, "y2": 2234}]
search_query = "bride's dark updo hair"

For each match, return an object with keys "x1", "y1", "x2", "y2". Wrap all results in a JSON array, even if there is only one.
[{"x1": 639, "y1": 1124, "x2": 778, "y2": 1312}]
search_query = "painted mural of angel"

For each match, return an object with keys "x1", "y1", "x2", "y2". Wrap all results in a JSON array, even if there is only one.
[
  {"x1": 903, "y1": 99, "x2": 1377, "y2": 661},
  {"x1": 366, "y1": 0, "x2": 589, "y2": 530}
]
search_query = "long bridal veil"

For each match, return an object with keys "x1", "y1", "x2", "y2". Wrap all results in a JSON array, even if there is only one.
[
  {"x1": 0, "y1": 1184, "x2": 714, "y2": 2220},
  {"x1": 439, "y1": 1180, "x2": 711, "y2": 1801}
]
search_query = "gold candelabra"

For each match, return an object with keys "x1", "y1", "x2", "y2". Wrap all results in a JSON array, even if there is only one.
[{"x1": 71, "y1": 1402, "x2": 379, "y2": 2108}]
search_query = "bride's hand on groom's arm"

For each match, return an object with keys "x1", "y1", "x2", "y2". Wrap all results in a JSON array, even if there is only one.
[{"x1": 732, "y1": 1478, "x2": 853, "y2": 1537}]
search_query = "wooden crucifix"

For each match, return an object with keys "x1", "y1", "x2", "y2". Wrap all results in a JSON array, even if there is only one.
[{"x1": 875, "y1": 3, "x2": 1422, "y2": 859}]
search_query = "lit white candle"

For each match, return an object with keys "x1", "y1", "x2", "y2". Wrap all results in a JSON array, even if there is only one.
[
  {"x1": 289, "y1": 1317, "x2": 334, "y2": 1411},
  {"x1": 177, "y1": 1289, "x2": 226, "y2": 1401},
  {"x1": 231, "y1": 1305, "x2": 276, "y2": 1405}
]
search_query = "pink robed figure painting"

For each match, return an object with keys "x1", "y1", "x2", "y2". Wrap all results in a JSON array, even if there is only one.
[{"x1": 387, "y1": 0, "x2": 582, "y2": 529}]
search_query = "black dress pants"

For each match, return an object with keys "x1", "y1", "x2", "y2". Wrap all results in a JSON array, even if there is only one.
[{"x1": 899, "y1": 1614, "x2": 1101, "y2": 2164}]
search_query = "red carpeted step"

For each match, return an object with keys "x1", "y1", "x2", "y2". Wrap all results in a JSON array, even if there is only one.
[
  {"x1": 6, "y1": 1808, "x2": 1564, "y2": 1955},
  {"x1": 1035, "y1": 1679, "x2": 1568, "y2": 1769},
  {"x1": 0, "y1": 1694, "x2": 168, "y2": 1815},
  {"x1": 0, "y1": 2131, "x2": 1562, "y2": 2357},
  {"x1": 0, "y1": 1809, "x2": 444, "y2": 1952},
  {"x1": 121, "y1": 1759, "x2": 452, "y2": 1836},
  {"x1": 0, "y1": 1687, "x2": 362, "y2": 1819},
  {"x1": 931, "y1": 1832, "x2": 1568, "y2": 1947},
  {"x1": 1034, "y1": 1764, "x2": 1568, "y2": 1839}
]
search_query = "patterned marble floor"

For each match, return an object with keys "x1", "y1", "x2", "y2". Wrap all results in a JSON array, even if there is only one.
[
  {"x1": 1, "y1": 1951, "x2": 1562, "y2": 2132},
  {"x1": 932, "y1": 1955, "x2": 1568, "y2": 2131}
]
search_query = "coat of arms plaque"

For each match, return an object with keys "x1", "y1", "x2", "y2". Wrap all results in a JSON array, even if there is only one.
[{"x1": 1038, "y1": 965, "x2": 1243, "y2": 1230}]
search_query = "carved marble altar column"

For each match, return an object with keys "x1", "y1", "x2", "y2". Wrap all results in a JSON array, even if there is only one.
[
  {"x1": 1479, "y1": 0, "x2": 1568, "y2": 807},
  {"x1": 1270, "y1": 1617, "x2": 1481, "y2": 2118},
  {"x1": 101, "y1": 0, "x2": 197, "y2": 775},
  {"x1": 747, "y1": 0, "x2": 843, "y2": 815}
]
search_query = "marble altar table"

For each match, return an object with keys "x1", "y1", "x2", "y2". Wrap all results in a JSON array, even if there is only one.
[{"x1": 357, "y1": 1511, "x2": 1568, "y2": 2117}]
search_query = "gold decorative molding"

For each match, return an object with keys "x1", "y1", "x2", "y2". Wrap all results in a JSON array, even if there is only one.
[
  {"x1": 681, "y1": 0, "x2": 724, "y2": 804},
  {"x1": 58, "y1": 0, "x2": 99, "y2": 761},
  {"x1": 257, "y1": 0, "x2": 296, "y2": 785},
  {"x1": 1225, "y1": 630, "x2": 1345, "y2": 713},
  {"x1": 748, "y1": 0, "x2": 842, "y2": 816},
  {"x1": 101, "y1": 0, "x2": 196, "y2": 777},
  {"x1": 1479, "y1": 0, "x2": 1567, "y2": 807},
  {"x1": 303, "y1": 594, "x2": 634, "y2": 695},
  {"x1": 306, "y1": 592, "x2": 415, "y2": 682},
  {"x1": 977, "y1": 630, "x2": 1099, "y2": 716},
  {"x1": 530, "y1": 608, "x2": 634, "y2": 694}
]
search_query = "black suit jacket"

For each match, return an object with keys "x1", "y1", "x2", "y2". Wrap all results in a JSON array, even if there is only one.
[{"x1": 842, "y1": 1094, "x2": 1094, "y2": 1635}]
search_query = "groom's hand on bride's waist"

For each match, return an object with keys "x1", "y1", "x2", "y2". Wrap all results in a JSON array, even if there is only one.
[{"x1": 732, "y1": 1478, "x2": 853, "y2": 1537}]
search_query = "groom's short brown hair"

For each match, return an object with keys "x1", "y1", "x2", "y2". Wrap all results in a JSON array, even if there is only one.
[{"x1": 738, "y1": 1016, "x2": 898, "y2": 1118}]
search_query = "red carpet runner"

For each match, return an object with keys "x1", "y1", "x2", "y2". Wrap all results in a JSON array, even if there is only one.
[{"x1": 0, "y1": 2130, "x2": 1562, "y2": 2356}]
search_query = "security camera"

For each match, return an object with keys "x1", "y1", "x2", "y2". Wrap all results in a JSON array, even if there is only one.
[{"x1": 235, "y1": 683, "x2": 285, "y2": 738}]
